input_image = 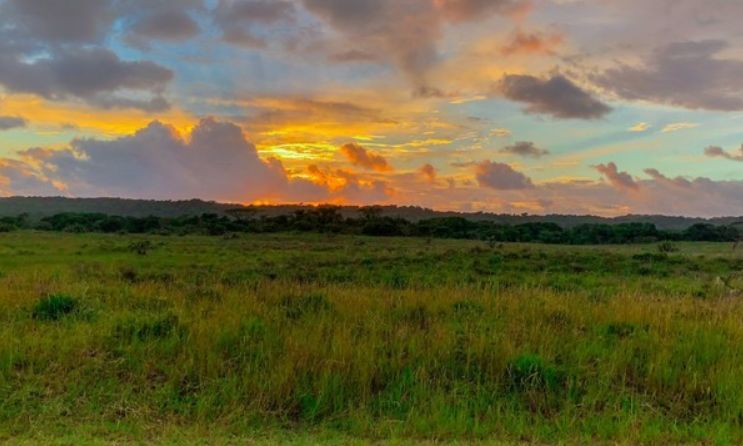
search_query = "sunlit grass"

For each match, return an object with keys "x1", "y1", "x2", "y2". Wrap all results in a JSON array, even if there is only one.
[{"x1": 1, "y1": 232, "x2": 742, "y2": 444}]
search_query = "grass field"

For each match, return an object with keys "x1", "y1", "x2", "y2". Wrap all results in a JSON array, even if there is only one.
[{"x1": 1, "y1": 232, "x2": 743, "y2": 445}]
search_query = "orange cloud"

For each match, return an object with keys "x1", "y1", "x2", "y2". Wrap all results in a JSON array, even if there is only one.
[
  {"x1": 340, "y1": 142, "x2": 392, "y2": 172},
  {"x1": 420, "y1": 163, "x2": 437, "y2": 182},
  {"x1": 305, "y1": 164, "x2": 393, "y2": 203},
  {"x1": 500, "y1": 30, "x2": 564, "y2": 56},
  {"x1": 0, "y1": 94, "x2": 195, "y2": 137}
]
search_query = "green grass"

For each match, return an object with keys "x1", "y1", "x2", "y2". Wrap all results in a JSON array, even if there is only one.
[{"x1": 1, "y1": 231, "x2": 742, "y2": 444}]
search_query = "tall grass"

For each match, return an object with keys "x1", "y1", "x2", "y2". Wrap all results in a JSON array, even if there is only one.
[{"x1": 0, "y1": 232, "x2": 742, "y2": 444}]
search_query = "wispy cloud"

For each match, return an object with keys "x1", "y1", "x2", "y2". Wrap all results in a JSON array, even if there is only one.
[
  {"x1": 661, "y1": 122, "x2": 699, "y2": 133},
  {"x1": 628, "y1": 122, "x2": 651, "y2": 132},
  {"x1": 491, "y1": 128, "x2": 512, "y2": 137}
]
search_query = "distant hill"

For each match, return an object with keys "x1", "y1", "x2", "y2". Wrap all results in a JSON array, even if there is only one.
[
  {"x1": 1, "y1": 196, "x2": 741, "y2": 230},
  {"x1": 0, "y1": 197, "x2": 238, "y2": 219}
]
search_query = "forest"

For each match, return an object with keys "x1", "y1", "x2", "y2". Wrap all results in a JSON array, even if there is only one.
[{"x1": 0, "y1": 206, "x2": 740, "y2": 245}]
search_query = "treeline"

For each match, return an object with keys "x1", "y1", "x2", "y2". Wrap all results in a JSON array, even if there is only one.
[
  {"x1": 1, "y1": 207, "x2": 741, "y2": 244},
  {"x1": 3, "y1": 197, "x2": 743, "y2": 230}
]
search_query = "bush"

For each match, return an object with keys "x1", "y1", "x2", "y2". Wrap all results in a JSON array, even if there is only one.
[
  {"x1": 128, "y1": 240, "x2": 154, "y2": 255},
  {"x1": 657, "y1": 242, "x2": 679, "y2": 253},
  {"x1": 32, "y1": 294, "x2": 78, "y2": 321},
  {"x1": 119, "y1": 267, "x2": 139, "y2": 283}
]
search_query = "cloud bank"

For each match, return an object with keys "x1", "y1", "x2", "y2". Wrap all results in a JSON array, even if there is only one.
[{"x1": 499, "y1": 74, "x2": 612, "y2": 120}]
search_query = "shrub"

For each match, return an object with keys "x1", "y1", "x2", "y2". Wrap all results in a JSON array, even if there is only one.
[
  {"x1": 32, "y1": 294, "x2": 78, "y2": 321},
  {"x1": 128, "y1": 240, "x2": 154, "y2": 255},
  {"x1": 111, "y1": 313, "x2": 182, "y2": 342},
  {"x1": 657, "y1": 242, "x2": 679, "y2": 254},
  {"x1": 119, "y1": 267, "x2": 139, "y2": 283}
]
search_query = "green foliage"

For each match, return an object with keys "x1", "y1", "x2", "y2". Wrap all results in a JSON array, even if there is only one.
[
  {"x1": 0, "y1": 207, "x2": 740, "y2": 244},
  {"x1": 31, "y1": 294, "x2": 78, "y2": 321}
]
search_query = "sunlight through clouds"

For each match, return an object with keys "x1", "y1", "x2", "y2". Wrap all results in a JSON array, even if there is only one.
[{"x1": 0, "y1": 0, "x2": 741, "y2": 215}]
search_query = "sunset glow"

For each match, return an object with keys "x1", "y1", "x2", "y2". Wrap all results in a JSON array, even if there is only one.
[{"x1": 0, "y1": 0, "x2": 741, "y2": 216}]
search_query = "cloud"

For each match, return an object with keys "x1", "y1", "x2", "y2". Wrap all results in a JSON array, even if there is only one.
[
  {"x1": 216, "y1": 0, "x2": 295, "y2": 48},
  {"x1": 593, "y1": 162, "x2": 639, "y2": 191},
  {"x1": 0, "y1": 119, "x2": 397, "y2": 205},
  {"x1": 628, "y1": 122, "x2": 651, "y2": 133},
  {"x1": 535, "y1": 173, "x2": 743, "y2": 218},
  {"x1": 306, "y1": 164, "x2": 393, "y2": 203},
  {"x1": 128, "y1": 10, "x2": 200, "y2": 44},
  {"x1": 661, "y1": 122, "x2": 698, "y2": 133},
  {"x1": 0, "y1": 48, "x2": 173, "y2": 112},
  {"x1": 1, "y1": 0, "x2": 114, "y2": 44},
  {"x1": 500, "y1": 141, "x2": 549, "y2": 158},
  {"x1": 217, "y1": 0, "x2": 296, "y2": 23},
  {"x1": 301, "y1": 0, "x2": 441, "y2": 86},
  {"x1": 475, "y1": 161, "x2": 533, "y2": 190},
  {"x1": 4, "y1": 121, "x2": 743, "y2": 217},
  {"x1": 500, "y1": 30, "x2": 563, "y2": 56},
  {"x1": 0, "y1": 116, "x2": 27, "y2": 131},
  {"x1": 0, "y1": 0, "x2": 178, "y2": 111},
  {"x1": 499, "y1": 74, "x2": 612, "y2": 120},
  {"x1": 0, "y1": 157, "x2": 63, "y2": 197},
  {"x1": 704, "y1": 145, "x2": 743, "y2": 162},
  {"x1": 328, "y1": 50, "x2": 379, "y2": 63},
  {"x1": 340, "y1": 143, "x2": 392, "y2": 172},
  {"x1": 643, "y1": 168, "x2": 691, "y2": 188},
  {"x1": 0, "y1": 119, "x2": 295, "y2": 202},
  {"x1": 300, "y1": 0, "x2": 524, "y2": 89},
  {"x1": 594, "y1": 40, "x2": 743, "y2": 111},
  {"x1": 221, "y1": 28, "x2": 269, "y2": 48},
  {"x1": 398, "y1": 164, "x2": 743, "y2": 218},
  {"x1": 434, "y1": 0, "x2": 529, "y2": 22},
  {"x1": 491, "y1": 128, "x2": 512, "y2": 137},
  {"x1": 116, "y1": 0, "x2": 205, "y2": 48},
  {"x1": 420, "y1": 163, "x2": 437, "y2": 181},
  {"x1": 245, "y1": 97, "x2": 387, "y2": 127}
]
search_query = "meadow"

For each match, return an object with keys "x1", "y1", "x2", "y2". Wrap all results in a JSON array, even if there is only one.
[{"x1": 1, "y1": 231, "x2": 742, "y2": 445}]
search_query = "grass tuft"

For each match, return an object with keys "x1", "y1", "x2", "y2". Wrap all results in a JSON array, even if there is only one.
[{"x1": 31, "y1": 294, "x2": 78, "y2": 321}]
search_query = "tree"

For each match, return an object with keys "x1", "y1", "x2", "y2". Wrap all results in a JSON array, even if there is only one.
[
  {"x1": 732, "y1": 222, "x2": 743, "y2": 251},
  {"x1": 359, "y1": 205, "x2": 383, "y2": 221},
  {"x1": 226, "y1": 207, "x2": 257, "y2": 221}
]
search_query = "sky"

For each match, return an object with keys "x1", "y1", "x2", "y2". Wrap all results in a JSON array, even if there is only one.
[{"x1": 0, "y1": 0, "x2": 742, "y2": 217}]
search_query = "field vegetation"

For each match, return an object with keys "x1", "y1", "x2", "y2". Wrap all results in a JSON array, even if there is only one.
[{"x1": 1, "y1": 231, "x2": 742, "y2": 444}]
